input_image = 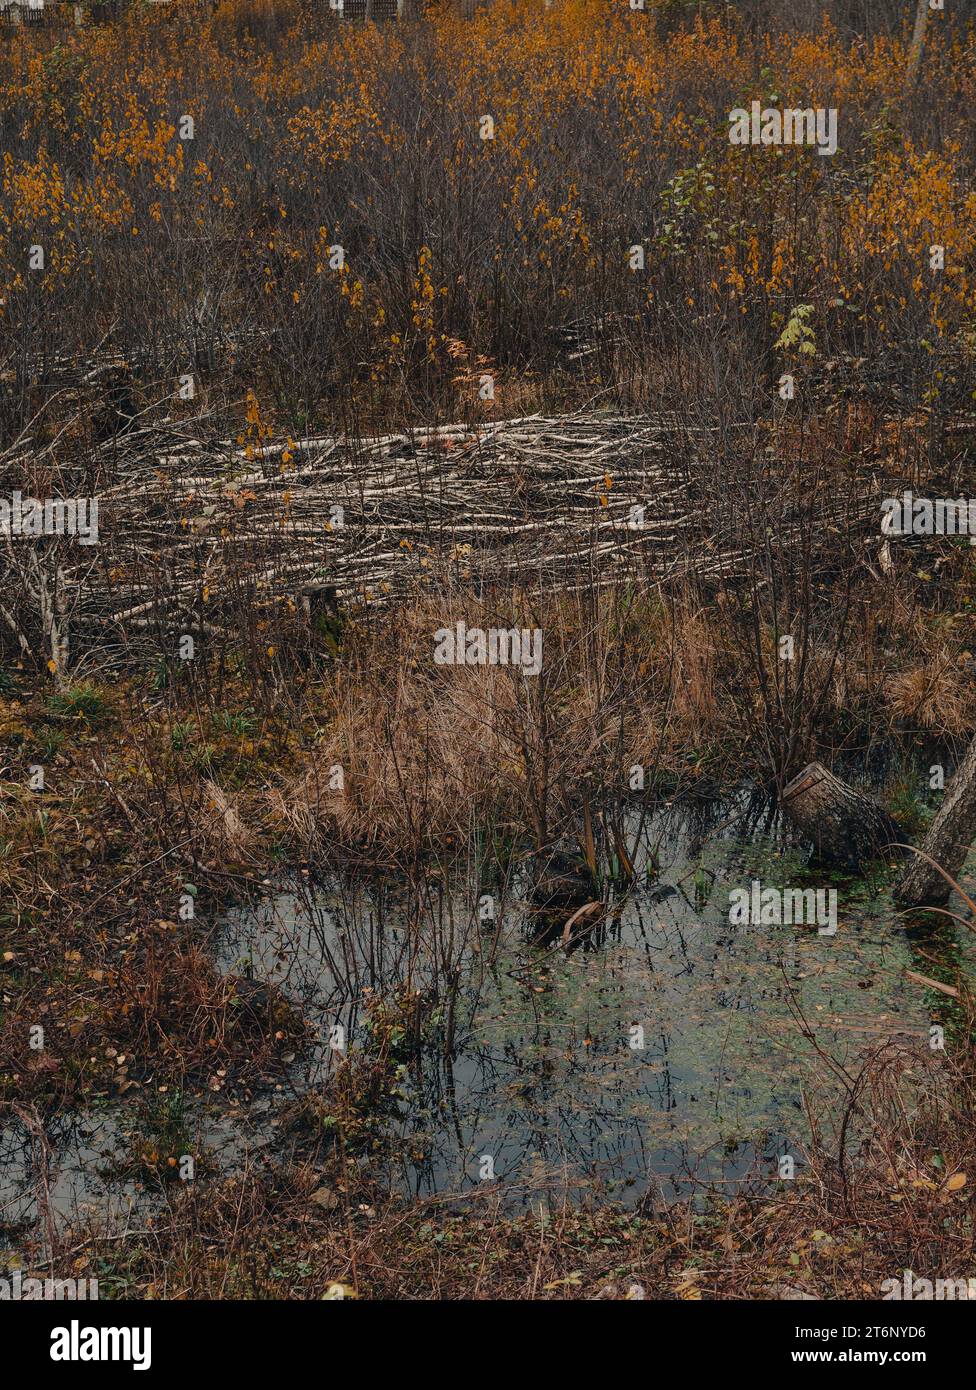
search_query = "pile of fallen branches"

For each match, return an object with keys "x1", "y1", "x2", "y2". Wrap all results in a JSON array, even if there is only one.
[{"x1": 1, "y1": 409, "x2": 901, "y2": 670}]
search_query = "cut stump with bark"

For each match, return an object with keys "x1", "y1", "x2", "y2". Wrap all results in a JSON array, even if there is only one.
[
  {"x1": 780, "y1": 762, "x2": 904, "y2": 872},
  {"x1": 896, "y1": 734, "x2": 976, "y2": 908},
  {"x1": 528, "y1": 843, "x2": 598, "y2": 947}
]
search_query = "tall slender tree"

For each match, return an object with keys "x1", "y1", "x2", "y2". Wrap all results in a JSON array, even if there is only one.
[{"x1": 905, "y1": 0, "x2": 932, "y2": 93}]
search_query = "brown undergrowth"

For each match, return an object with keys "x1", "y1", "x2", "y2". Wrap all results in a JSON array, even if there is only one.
[{"x1": 2, "y1": 559, "x2": 975, "y2": 1110}]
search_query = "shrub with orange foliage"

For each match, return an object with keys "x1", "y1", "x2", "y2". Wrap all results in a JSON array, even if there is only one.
[{"x1": 0, "y1": 0, "x2": 972, "y2": 436}]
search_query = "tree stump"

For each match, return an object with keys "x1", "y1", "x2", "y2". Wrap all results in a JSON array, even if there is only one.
[
  {"x1": 896, "y1": 734, "x2": 976, "y2": 908},
  {"x1": 528, "y1": 843, "x2": 598, "y2": 947},
  {"x1": 780, "y1": 762, "x2": 904, "y2": 872}
]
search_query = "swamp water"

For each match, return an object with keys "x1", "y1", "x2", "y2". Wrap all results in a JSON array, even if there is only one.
[{"x1": 2, "y1": 790, "x2": 970, "y2": 1242}]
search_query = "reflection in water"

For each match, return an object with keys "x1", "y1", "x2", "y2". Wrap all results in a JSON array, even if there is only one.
[
  {"x1": 2, "y1": 791, "x2": 961, "y2": 1239},
  {"x1": 0, "y1": 1109, "x2": 136, "y2": 1239},
  {"x1": 212, "y1": 793, "x2": 933, "y2": 1205}
]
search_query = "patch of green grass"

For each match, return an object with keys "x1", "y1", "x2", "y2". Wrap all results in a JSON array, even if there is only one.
[
  {"x1": 212, "y1": 708, "x2": 258, "y2": 737},
  {"x1": 32, "y1": 728, "x2": 65, "y2": 761},
  {"x1": 885, "y1": 777, "x2": 934, "y2": 837},
  {"x1": 45, "y1": 682, "x2": 110, "y2": 726},
  {"x1": 170, "y1": 720, "x2": 196, "y2": 752},
  {"x1": 118, "y1": 1089, "x2": 202, "y2": 1186},
  {"x1": 188, "y1": 743, "x2": 217, "y2": 772}
]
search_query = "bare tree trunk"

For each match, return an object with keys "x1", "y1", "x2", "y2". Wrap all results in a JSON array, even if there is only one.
[
  {"x1": 896, "y1": 736, "x2": 976, "y2": 907},
  {"x1": 905, "y1": 0, "x2": 931, "y2": 94},
  {"x1": 33, "y1": 551, "x2": 70, "y2": 680},
  {"x1": 781, "y1": 762, "x2": 903, "y2": 872}
]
